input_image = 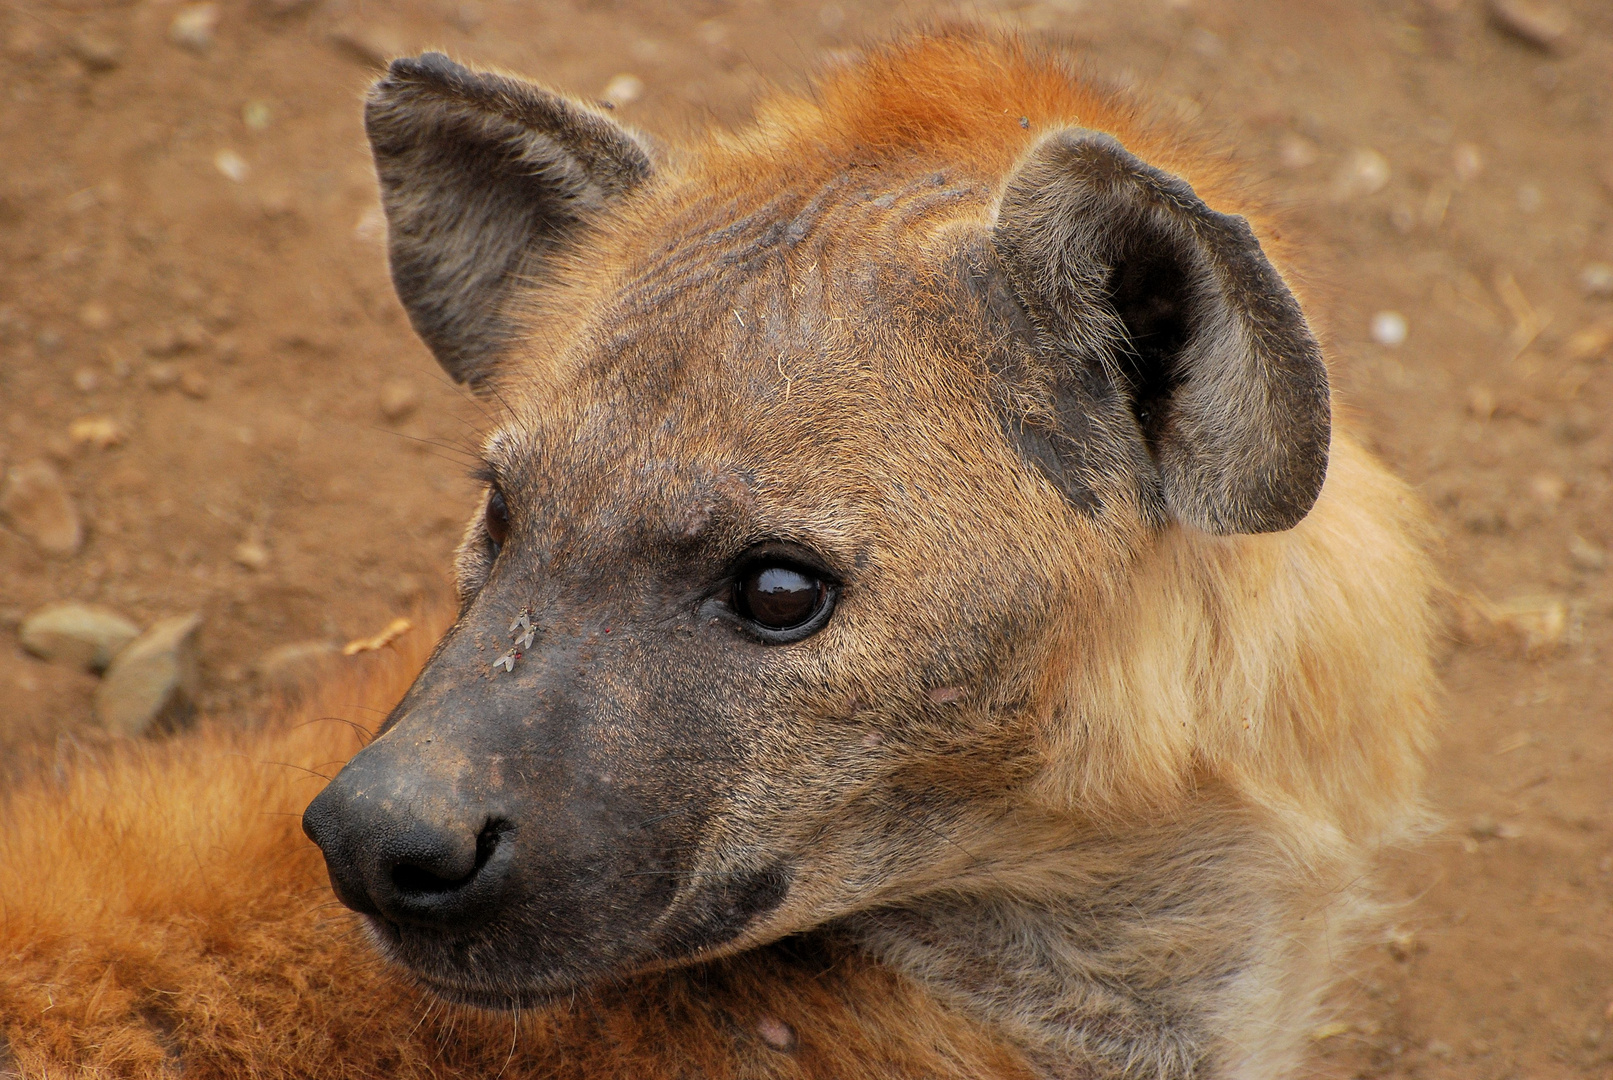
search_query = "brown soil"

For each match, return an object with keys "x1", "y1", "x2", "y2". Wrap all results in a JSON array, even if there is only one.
[{"x1": 2, "y1": 0, "x2": 1610, "y2": 1076}]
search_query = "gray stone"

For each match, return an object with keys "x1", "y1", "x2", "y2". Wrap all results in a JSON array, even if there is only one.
[
  {"x1": 19, "y1": 601, "x2": 140, "y2": 672},
  {"x1": 95, "y1": 613, "x2": 202, "y2": 736},
  {"x1": 0, "y1": 460, "x2": 82, "y2": 556}
]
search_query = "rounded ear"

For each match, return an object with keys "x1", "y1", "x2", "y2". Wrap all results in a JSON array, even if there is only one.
[
  {"x1": 991, "y1": 129, "x2": 1330, "y2": 535},
  {"x1": 366, "y1": 53, "x2": 654, "y2": 389}
]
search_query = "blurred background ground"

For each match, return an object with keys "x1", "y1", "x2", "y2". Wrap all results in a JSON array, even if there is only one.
[{"x1": 1, "y1": 0, "x2": 1610, "y2": 1076}]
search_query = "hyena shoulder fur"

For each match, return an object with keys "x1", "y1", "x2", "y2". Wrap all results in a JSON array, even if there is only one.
[{"x1": 0, "y1": 30, "x2": 1438, "y2": 1080}]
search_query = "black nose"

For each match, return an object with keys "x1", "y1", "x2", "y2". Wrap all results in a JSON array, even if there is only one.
[{"x1": 302, "y1": 767, "x2": 513, "y2": 930}]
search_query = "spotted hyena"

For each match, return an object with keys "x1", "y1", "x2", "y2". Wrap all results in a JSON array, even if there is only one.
[{"x1": 3, "y1": 30, "x2": 1437, "y2": 1080}]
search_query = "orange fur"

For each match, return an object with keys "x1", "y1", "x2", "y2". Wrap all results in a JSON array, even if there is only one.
[{"x1": 0, "y1": 623, "x2": 1033, "y2": 1078}]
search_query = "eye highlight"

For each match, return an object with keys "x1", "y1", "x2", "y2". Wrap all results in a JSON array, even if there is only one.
[
  {"x1": 484, "y1": 487, "x2": 510, "y2": 551},
  {"x1": 730, "y1": 557, "x2": 835, "y2": 641}
]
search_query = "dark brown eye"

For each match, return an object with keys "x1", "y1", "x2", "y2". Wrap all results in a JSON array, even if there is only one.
[
  {"x1": 484, "y1": 488, "x2": 510, "y2": 550},
  {"x1": 735, "y1": 565, "x2": 827, "y2": 632}
]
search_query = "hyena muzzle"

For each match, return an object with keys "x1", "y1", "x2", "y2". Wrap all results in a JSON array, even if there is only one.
[{"x1": 301, "y1": 33, "x2": 1437, "y2": 1078}]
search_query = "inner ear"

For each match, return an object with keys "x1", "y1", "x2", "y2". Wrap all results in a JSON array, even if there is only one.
[
  {"x1": 991, "y1": 128, "x2": 1331, "y2": 536},
  {"x1": 366, "y1": 53, "x2": 654, "y2": 389},
  {"x1": 1105, "y1": 236, "x2": 1194, "y2": 428}
]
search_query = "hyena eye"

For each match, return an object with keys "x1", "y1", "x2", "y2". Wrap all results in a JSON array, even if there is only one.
[
  {"x1": 734, "y1": 564, "x2": 831, "y2": 635},
  {"x1": 484, "y1": 488, "x2": 510, "y2": 551}
]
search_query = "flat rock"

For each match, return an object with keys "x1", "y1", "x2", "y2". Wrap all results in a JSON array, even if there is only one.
[
  {"x1": 1488, "y1": 0, "x2": 1571, "y2": 53},
  {"x1": 20, "y1": 601, "x2": 140, "y2": 672},
  {"x1": 1, "y1": 459, "x2": 82, "y2": 556},
  {"x1": 95, "y1": 613, "x2": 202, "y2": 736}
]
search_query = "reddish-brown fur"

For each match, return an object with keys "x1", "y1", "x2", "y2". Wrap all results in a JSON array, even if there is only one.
[{"x1": 0, "y1": 626, "x2": 1034, "y2": 1078}]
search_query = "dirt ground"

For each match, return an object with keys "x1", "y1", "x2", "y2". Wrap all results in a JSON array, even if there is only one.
[{"x1": 1, "y1": 0, "x2": 1610, "y2": 1075}]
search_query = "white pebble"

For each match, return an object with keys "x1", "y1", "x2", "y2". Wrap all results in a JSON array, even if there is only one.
[
  {"x1": 1332, "y1": 148, "x2": 1390, "y2": 201},
  {"x1": 214, "y1": 149, "x2": 249, "y2": 183},
  {"x1": 1580, "y1": 262, "x2": 1613, "y2": 298},
  {"x1": 601, "y1": 74, "x2": 643, "y2": 108},
  {"x1": 1371, "y1": 310, "x2": 1409, "y2": 347},
  {"x1": 169, "y1": 4, "x2": 219, "y2": 53}
]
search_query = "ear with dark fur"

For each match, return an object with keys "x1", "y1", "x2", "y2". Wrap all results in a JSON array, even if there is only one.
[
  {"x1": 991, "y1": 129, "x2": 1330, "y2": 535},
  {"x1": 366, "y1": 53, "x2": 653, "y2": 387}
]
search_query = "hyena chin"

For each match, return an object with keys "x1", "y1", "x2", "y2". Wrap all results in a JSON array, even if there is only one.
[{"x1": 301, "y1": 30, "x2": 1438, "y2": 1078}]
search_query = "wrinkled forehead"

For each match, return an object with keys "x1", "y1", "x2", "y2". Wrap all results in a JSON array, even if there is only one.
[{"x1": 489, "y1": 170, "x2": 1007, "y2": 540}]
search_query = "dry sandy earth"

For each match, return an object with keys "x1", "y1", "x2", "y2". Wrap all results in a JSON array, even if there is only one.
[{"x1": 2, "y1": 0, "x2": 1610, "y2": 1076}]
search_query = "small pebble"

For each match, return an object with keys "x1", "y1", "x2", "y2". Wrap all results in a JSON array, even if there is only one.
[
  {"x1": 1452, "y1": 143, "x2": 1483, "y2": 184},
  {"x1": 1581, "y1": 263, "x2": 1613, "y2": 299},
  {"x1": 69, "y1": 30, "x2": 124, "y2": 71},
  {"x1": 176, "y1": 317, "x2": 210, "y2": 350},
  {"x1": 1487, "y1": 0, "x2": 1570, "y2": 53},
  {"x1": 601, "y1": 74, "x2": 644, "y2": 108},
  {"x1": 73, "y1": 368, "x2": 100, "y2": 393},
  {"x1": 1332, "y1": 148, "x2": 1390, "y2": 201},
  {"x1": 169, "y1": 3, "x2": 220, "y2": 53},
  {"x1": 1371, "y1": 311, "x2": 1409, "y2": 346},
  {"x1": 242, "y1": 100, "x2": 272, "y2": 130},
  {"x1": 146, "y1": 327, "x2": 182, "y2": 357},
  {"x1": 179, "y1": 370, "x2": 210, "y2": 399},
  {"x1": 354, "y1": 205, "x2": 387, "y2": 242},
  {"x1": 233, "y1": 538, "x2": 269, "y2": 570},
  {"x1": 1529, "y1": 473, "x2": 1566, "y2": 505},
  {"x1": 77, "y1": 303, "x2": 113, "y2": 333},
  {"x1": 146, "y1": 362, "x2": 181, "y2": 390},
  {"x1": 1564, "y1": 321, "x2": 1613, "y2": 361},
  {"x1": 214, "y1": 149, "x2": 249, "y2": 183},
  {"x1": 68, "y1": 416, "x2": 125, "y2": 449},
  {"x1": 19, "y1": 601, "x2": 140, "y2": 673},
  {"x1": 95, "y1": 613, "x2": 203, "y2": 736},
  {"x1": 379, "y1": 379, "x2": 420, "y2": 421},
  {"x1": 1568, "y1": 534, "x2": 1606, "y2": 571},
  {"x1": 1277, "y1": 133, "x2": 1318, "y2": 170},
  {"x1": 0, "y1": 460, "x2": 82, "y2": 556}
]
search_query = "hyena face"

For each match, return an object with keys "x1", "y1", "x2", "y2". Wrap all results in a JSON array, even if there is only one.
[{"x1": 302, "y1": 47, "x2": 1329, "y2": 1008}]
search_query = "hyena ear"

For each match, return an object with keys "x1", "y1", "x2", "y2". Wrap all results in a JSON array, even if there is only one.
[
  {"x1": 366, "y1": 53, "x2": 653, "y2": 387},
  {"x1": 992, "y1": 129, "x2": 1330, "y2": 535}
]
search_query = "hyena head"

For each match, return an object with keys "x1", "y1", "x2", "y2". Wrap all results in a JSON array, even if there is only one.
[{"x1": 302, "y1": 39, "x2": 1330, "y2": 1008}]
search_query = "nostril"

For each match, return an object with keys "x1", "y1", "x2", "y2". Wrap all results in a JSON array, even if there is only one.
[
  {"x1": 389, "y1": 819, "x2": 507, "y2": 898},
  {"x1": 391, "y1": 861, "x2": 472, "y2": 896}
]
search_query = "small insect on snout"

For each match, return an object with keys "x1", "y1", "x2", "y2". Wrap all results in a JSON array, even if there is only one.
[{"x1": 494, "y1": 608, "x2": 536, "y2": 672}]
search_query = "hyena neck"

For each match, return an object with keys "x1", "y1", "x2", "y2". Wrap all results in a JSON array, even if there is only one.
[{"x1": 845, "y1": 816, "x2": 1339, "y2": 1080}]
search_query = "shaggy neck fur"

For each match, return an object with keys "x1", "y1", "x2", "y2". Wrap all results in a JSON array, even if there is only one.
[{"x1": 848, "y1": 803, "x2": 1337, "y2": 1080}]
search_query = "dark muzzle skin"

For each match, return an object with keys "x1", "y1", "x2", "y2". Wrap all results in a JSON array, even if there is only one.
[{"x1": 300, "y1": 595, "x2": 778, "y2": 1006}]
